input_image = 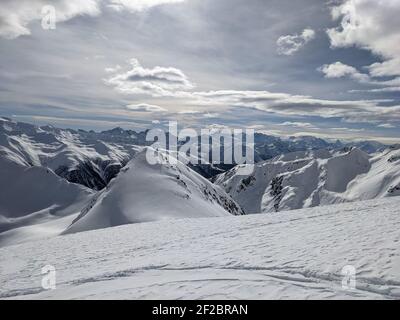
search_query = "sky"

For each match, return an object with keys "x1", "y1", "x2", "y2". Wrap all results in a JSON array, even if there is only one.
[{"x1": 0, "y1": 0, "x2": 399, "y2": 143}]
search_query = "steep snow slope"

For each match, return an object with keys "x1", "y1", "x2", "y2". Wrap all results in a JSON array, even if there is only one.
[
  {"x1": 64, "y1": 149, "x2": 244, "y2": 234},
  {"x1": 1, "y1": 197, "x2": 399, "y2": 300},
  {"x1": 216, "y1": 147, "x2": 400, "y2": 213}
]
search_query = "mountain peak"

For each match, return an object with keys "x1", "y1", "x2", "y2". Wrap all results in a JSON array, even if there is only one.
[{"x1": 64, "y1": 148, "x2": 244, "y2": 234}]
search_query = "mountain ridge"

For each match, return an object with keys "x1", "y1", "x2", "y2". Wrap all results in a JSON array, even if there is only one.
[{"x1": 215, "y1": 146, "x2": 400, "y2": 213}]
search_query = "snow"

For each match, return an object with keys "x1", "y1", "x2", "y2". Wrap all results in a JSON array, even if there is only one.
[
  {"x1": 216, "y1": 148, "x2": 400, "y2": 213},
  {"x1": 0, "y1": 117, "x2": 141, "y2": 190},
  {"x1": 1, "y1": 197, "x2": 399, "y2": 300},
  {"x1": 0, "y1": 118, "x2": 399, "y2": 299},
  {"x1": 64, "y1": 149, "x2": 243, "y2": 234},
  {"x1": 0, "y1": 147, "x2": 242, "y2": 246},
  {"x1": 0, "y1": 156, "x2": 94, "y2": 247}
]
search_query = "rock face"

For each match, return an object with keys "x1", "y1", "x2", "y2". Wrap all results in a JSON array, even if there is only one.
[{"x1": 55, "y1": 159, "x2": 128, "y2": 190}]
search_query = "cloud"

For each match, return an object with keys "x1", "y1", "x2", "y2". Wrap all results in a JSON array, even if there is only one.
[
  {"x1": 319, "y1": 62, "x2": 400, "y2": 92},
  {"x1": 189, "y1": 90, "x2": 400, "y2": 124},
  {"x1": 351, "y1": 87, "x2": 400, "y2": 93},
  {"x1": 104, "y1": 58, "x2": 194, "y2": 96},
  {"x1": 276, "y1": 28, "x2": 315, "y2": 56},
  {"x1": 125, "y1": 103, "x2": 167, "y2": 112},
  {"x1": 319, "y1": 62, "x2": 370, "y2": 83},
  {"x1": 0, "y1": 0, "x2": 101, "y2": 39},
  {"x1": 279, "y1": 121, "x2": 318, "y2": 129},
  {"x1": 108, "y1": 59, "x2": 400, "y2": 125},
  {"x1": 377, "y1": 123, "x2": 396, "y2": 129},
  {"x1": 202, "y1": 112, "x2": 220, "y2": 118},
  {"x1": 178, "y1": 110, "x2": 201, "y2": 114},
  {"x1": 0, "y1": 0, "x2": 185, "y2": 39},
  {"x1": 105, "y1": 65, "x2": 121, "y2": 73},
  {"x1": 330, "y1": 127, "x2": 365, "y2": 133},
  {"x1": 107, "y1": 0, "x2": 184, "y2": 12},
  {"x1": 327, "y1": 0, "x2": 400, "y2": 77}
]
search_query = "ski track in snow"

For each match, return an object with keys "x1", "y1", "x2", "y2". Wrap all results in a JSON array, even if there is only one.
[{"x1": 1, "y1": 197, "x2": 400, "y2": 300}]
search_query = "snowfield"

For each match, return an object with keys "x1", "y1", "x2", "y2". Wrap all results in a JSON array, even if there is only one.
[{"x1": 1, "y1": 197, "x2": 399, "y2": 300}]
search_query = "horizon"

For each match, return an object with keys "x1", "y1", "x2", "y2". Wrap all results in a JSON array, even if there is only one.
[{"x1": 2, "y1": 114, "x2": 398, "y2": 145}]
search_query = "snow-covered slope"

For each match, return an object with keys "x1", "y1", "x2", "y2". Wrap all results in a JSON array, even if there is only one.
[
  {"x1": 216, "y1": 147, "x2": 400, "y2": 213},
  {"x1": 1, "y1": 197, "x2": 399, "y2": 300},
  {"x1": 0, "y1": 155, "x2": 94, "y2": 246},
  {"x1": 65, "y1": 149, "x2": 244, "y2": 234}
]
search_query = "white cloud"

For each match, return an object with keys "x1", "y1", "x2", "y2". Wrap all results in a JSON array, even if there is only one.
[
  {"x1": 330, "y1": 127, "x2": 365, "y2": 133},
  {"x1": 105, "y1": 65, "x2": 121, "y2": 73},
  {"x1": 327, "y1": 0, "x2": 400, "y2": 77},
  {"x1": 203, "y1": 112, "x2": 219, "y2": 118},
  {"x1": 352, "y1": 87, "x2": 400, "y2": 93},
  {"x1": 0, "y1": 0, "x2": 101, "y2": 39},
  {"x1": 107, "y1": 0, "x2": 184, "y2": 12},
  {"x1": 319, "y1": 62, "x2": 400, "y2": 91},
  {"x1": 0, "y1": 0, "x2": 185, "y2": 39},
  {"x1": 178, "y1": 110, "x2": 201, "y2": 114},
  {"x1": 104, "y1": 58, "x2": 194, "y2": 96},
  {"x1": 368, "y1": 59, "x2": 400, "y2": 78},
  {"x1": 377, "y1": 123, "x2": 396, "y2": 129},
  {"x1": 125, "y1": 103, "x2": 167, "y2": 112},
  {"x1": 190, "y1": 90, "x2": 400, "y2": 124},
  {"x1": 276, "y1": 28, "x2": 316, "y2": 56},
  {"x1": 319, "y1": 62, "x2": 370, "y2": 83},
  {"x1": 106, "y1": 59, "x2": 400, "y2": 125},
  {"x1": 279, "y1": 121, "x2": 318, "y2": 129}
]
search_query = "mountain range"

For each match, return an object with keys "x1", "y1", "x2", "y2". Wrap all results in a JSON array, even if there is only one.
[
  {"x1": 0, "y1": 116, "x2": 398, "y2": 247},
  {"x1": 215, "y1": 147, "x2": 400, "y2": 213}
]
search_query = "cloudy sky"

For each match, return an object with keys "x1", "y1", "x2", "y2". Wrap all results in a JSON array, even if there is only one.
[{"x1": 0, "y1": 0, "x2": 399, "y2": 142}]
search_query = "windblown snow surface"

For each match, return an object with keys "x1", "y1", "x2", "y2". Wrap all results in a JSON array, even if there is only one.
[{"x1": 1, "y1": 197, "x2": 399, "y2": 300}]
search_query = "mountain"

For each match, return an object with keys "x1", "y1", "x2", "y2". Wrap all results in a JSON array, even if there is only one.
[
  {"x1": 215, "y1": 147, "x2": 400, "y2": 213},
  {"x1": 0, "y1": 117, "x2": 142, "y2": 190},
  {"x1": 253, "y1": 133, "x2": 386, "y2": 161},
  {"x1": 64, "y1": 148, "x2": 244, "y2": 234},
  {"x1": 0, "y1": 117, "x2": 388, "y2": 189},
  {"x1": 2, "y1": 196, "x2": 399, "y2": 299},
  {"x1": 1, "y1": 116, "x2": 398, "y2": 245}
]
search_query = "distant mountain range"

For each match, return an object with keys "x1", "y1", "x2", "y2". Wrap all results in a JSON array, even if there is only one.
[
  {"x1": 215, "y1": 147, "x2": 400, "y2": 213},
  {"x1": 0, "y1": 116, "x2": 389, "y2": 189},
  {"x1": 0, "y1": 116, "x2": 399, "y2": 247}
]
